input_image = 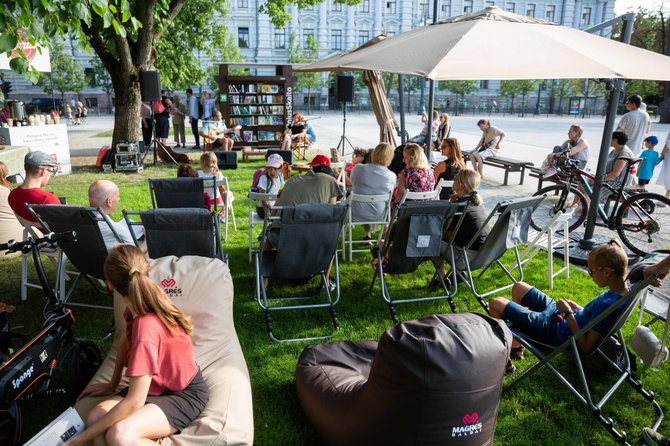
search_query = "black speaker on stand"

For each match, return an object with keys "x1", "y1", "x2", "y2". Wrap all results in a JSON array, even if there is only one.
[
  {"x1": 336, "y1": 75, "x2": 355, "y2": 156},
  {"x1": 140, "y1": 70, "x2": 176, "y2": 166}
]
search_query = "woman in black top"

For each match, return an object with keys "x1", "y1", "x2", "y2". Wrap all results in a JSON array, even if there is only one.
[
  {"x1": 434, "y1": 137, "x2": 465, "y2": 200},
  {"x1": 448, "y1": 168, "x2": 489, "y2": 250},
  {"x1": 281, "y1": 112, "x2": 308, "y2": 150},
  {"x1": 433, "y1": 113, "x2": 451, "y2": 150}
]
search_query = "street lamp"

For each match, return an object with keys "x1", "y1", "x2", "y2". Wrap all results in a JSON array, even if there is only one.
[
  {"x1": 533, "y1": 81, "x2": 545, "y2": 116},
  {"x1": 417, "y1": 3, "x2": 429, "y2": 114}
]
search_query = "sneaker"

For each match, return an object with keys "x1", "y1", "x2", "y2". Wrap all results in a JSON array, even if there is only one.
[
  {"x1": 505, "y1": 359, "x2": 516, "y2": 375},
  {"x1": 643, "y1": 427, "x2": 670, "y2": 446},
  {"x1": 544, "y1": 167, "x2": 557, "y2": 179}
]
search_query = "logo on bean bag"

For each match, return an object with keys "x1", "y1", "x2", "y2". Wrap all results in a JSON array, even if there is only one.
[
  {"x1": 160, "y1": 278, "x2": 182, "y2": 296},
  {"x1": 451, "y1": 412, "x2": 482, "y2": 437}
]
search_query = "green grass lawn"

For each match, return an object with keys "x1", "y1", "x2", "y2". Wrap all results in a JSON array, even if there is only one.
[{"x1": 3, "y1": 157, "x2": 670, "y2": 445}]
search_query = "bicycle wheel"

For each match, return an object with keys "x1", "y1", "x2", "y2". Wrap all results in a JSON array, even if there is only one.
[
  {"x1": 66, "y1": 339, "x2": 102, "y2": 395},
  {"x1": 531, "y1": 185, "x2": 587, "y2": 232},
  {"x1": 617, "y1": 192, "x2": 670, "y2": 256}
]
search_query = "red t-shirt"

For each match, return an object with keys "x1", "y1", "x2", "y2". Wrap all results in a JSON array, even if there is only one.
[
  {"x1": 8, "y1": 187, "x2": 60, "y2": 222},
  {"x1": 124, "y1": 302, "x2": 198, "y2": 396}
]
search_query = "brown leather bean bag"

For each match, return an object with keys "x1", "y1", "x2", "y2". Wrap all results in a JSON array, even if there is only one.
[{"x1": 296, "y1": 313, "x2": 512, "y2": 446}]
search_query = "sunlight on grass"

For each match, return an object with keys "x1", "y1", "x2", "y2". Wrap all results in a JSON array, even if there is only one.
[{"x1": 2, "y1": 156, "x2": 667, "y2": 445}]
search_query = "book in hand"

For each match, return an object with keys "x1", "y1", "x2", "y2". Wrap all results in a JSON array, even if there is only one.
[{"x1": 25, "y1": 407, "x2": 85, "y2": 446}]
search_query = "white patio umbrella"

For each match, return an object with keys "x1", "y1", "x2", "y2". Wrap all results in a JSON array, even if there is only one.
[{"x1": 298, "y1": 7, "x2": 670, "y2": 81}]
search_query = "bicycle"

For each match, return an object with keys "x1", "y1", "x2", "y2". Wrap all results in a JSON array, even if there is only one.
[
  {"x1": 0, "y1": 231, "x2": 102, "y2": 444},
  {"x1": 530, "y1": 157, "x2": 670, "y2": 257}
]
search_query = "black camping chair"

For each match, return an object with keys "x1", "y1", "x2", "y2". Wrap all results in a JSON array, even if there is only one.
[
  {"x1": 255, "y1": 203, "x2": 348, "y2": 342},
  {"x1": 123, "y1": 208, "x2": 226, "y2": 262},
  {"x1": 449, "y1": 196, "x2": 544, "y2": 312},
  {"x1": 368, "y1": 200, "x2": 466, "y2": 323},
  {"x1": 26, "y1": 204, "x2": 122, "y2": 310},
  {"x1": 505, "y1": 274, "x2": 663, "y2": 445},
  {"x1": 149, "y1": 177, "x2": 209, "y2": 209}
]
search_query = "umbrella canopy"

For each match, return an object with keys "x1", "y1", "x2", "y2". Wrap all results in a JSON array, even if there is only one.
[{"x1": 298, "y1": 7, "x2": 670, "y2": 81}]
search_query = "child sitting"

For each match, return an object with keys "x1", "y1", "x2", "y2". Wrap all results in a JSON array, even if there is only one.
[
  {"x1": 638, "y1": 135, "x2": 661, "y2": 188},
  {"x1": 255, "y1": 154, "x2": 284, "y2": 218},
  {"x1": 198, "y1": 152, "x2": 231, "y2": 216},
  {"x1": 489, "y1": 239, "x2": 629, "y2": 367}
]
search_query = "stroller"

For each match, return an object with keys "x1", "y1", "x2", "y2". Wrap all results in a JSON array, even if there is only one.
[{"x1": 0, "y1": 232, "x2": 102, "y2": 444}]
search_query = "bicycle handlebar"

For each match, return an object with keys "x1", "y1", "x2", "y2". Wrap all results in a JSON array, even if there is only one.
[{"x1": 0, "y1": 231, "x2": 77, "y2": 253}]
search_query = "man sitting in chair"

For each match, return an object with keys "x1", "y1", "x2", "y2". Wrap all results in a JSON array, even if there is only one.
[
  {"x1": 88, "y1": 180, "x2": 145, "y2": 251},
  {"x1": 199, "y1": 111, "x2": 237, "y2": 151},
  {"x1": 8, "y1": 151, "x2": 61, "y2": 228}
]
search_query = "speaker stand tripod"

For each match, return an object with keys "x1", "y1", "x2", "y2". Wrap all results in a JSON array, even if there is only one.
[{"x1": 336, "y1": 102, "x2": 355, "y2": 156}]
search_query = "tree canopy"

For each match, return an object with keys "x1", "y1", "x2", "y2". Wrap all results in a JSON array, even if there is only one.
[{"x1": 37, "y1": 41, "x2": 87, "y2": 103}]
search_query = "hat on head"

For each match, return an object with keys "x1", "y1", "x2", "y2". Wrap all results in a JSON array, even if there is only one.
[
  {"x1": 308, "y1": 154, "x2": 331, "y2": 167},
  {"x1": 312, "y1": 164, "x2": 334, "y2": 176},
  {"x1": 645, "y1": 135, "x2": 659, "y2": 146},
  {"x1": 25, "y1": 151, "x2": 59, "y2": 168},
  {"x1": 265, "y1": 153, "x2": 283, "y2": 169}
]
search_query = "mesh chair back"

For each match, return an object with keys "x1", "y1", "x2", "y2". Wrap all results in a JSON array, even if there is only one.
[
  {"x1": 149, "y1": 178, "x2": 206, "y2": 209},
  {"x1": 139, "y1": 208, "x2": 216, "y2": 259},
  {"x1": 467, "y1": 196, "x2": 543, "y2": 271},
  {"x1": 28, "y1": 205, "x2": 112, "y2": 280},
  {"x1": 385, "y1": 201, "x2": 457, "y2": 275},
  {"x1": 270, "y1": 204, "x2": 347, "y2": 280}
]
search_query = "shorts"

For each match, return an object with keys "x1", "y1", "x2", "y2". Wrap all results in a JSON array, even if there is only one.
[
  {"x1": 116, "y1": 369, "x2": 209, "y2": 431},
  {"x1": 212, "y1": 138, "x2": 223, "y2": 149},
  {"x1": 503, "y1": 287, "x2": 559, "y2": 345},
  {"x1": 638, "y1": 178, "x2": 650, "y2": 186},
  {"x1": 476, "y1": 148, "x2": 496, "y2": 160}
]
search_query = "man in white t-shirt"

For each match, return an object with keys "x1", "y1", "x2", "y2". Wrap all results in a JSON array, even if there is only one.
[
  {"x1": 616, "y1": 94, "x2": 651, "y2": 156},
  {"x1": 88, "y1": 180, "x2": 144, "y2": 250}
]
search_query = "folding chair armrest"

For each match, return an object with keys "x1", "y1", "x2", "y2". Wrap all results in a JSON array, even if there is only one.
[{"x1": 122, "y1": 210, "x2": 144, "y2": 248}]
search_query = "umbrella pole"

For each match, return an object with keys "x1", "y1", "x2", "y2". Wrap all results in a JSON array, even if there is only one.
[
  {"x1": 579, "y1": 13, "x2": 635, "y2": 251},
  {"x1": 398, "y1": 75, "x2": 407, "y2": 144},
  {"x1": 425, "y1": 80, "x2": 435, "y2": 158}
]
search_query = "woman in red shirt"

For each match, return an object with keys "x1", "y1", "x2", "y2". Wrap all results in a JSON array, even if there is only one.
[{"x1": 66, "y1": 245, "x2": 209, "y2": 445}]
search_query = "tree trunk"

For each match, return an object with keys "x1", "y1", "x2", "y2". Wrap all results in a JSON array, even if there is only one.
[
  {"x1": 111, "y1": 70, "x2": 141, "y2": 150},
  {"x1": 660, "y1": 17, "x2": 670, "y2": 123}
]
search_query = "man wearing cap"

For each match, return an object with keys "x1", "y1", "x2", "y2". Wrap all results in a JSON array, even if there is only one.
[
  {"x1": 616, "y1": 94, "x2": 651, "y2": 156},
  {"x1": 255, "y1": 154, "x2": 284, "y2": 218},
  {"x1": 275, "y1": 154, "x2": 341, "y2": 207},
  {"x1": 8, "y1": 151, "x2": 61, "y2": 225}
]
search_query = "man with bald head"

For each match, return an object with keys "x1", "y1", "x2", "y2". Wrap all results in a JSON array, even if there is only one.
[{"x1": 88, "y1": 180, "x2": 143, "y2": 250}]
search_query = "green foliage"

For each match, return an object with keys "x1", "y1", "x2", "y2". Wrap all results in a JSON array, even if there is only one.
[
  {"x1": 625, "y1": 79, "x2": 663, "y2": 99},
  {"x1": 438, "y1": 80, "x2": 477, "y2": 96},
  {"x1": 499, "y1": 80, "x2": 537, "y2": 98},
  {"x1": 36, "y1": 41, "x2": 86, "y2": 101},
  {"x1": 260, "y1": 0, "x2": 361, "y2": 27},
  {"x1": 89, "y1": 56, "x2": 114, "y2": 95},
  {"x1": 570, "y1": 79, "x2": 606, "y2": 98},
  {"x1": 549, "y1": 79, "x2": 574, "y2": 100},
  {"x1": 289, "y1": 32, "x2": 325, "y2": 113}
]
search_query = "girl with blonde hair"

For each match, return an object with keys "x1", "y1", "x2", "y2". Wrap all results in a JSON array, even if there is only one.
[
  {"x1": 448, "y1": 169, "x2": 488, "y2": 248},
  {"x1": 394, "y1": 143, "x2": 435, "y2": 203},
  {"x1": 68, "y1": 245, "x2": 208, "y2": 445}
]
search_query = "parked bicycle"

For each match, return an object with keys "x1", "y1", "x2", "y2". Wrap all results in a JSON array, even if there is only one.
[
  {"x1": 0, "y1": 231, "x2": 101, "y2": 444},
  {"x1": 530, "y1": 157, "x2": 670, "y2": 257}
]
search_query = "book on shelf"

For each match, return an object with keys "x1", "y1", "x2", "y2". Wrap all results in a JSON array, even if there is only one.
[
  {"x1": 242, "y1": 130, "x2": 256, "y2": 142},
  {"x1": 230, "y1": 116, "x2": 257, "y2": 126},
  {"x1": 260, "y1": 84, "x2": 280, "y2": 94}
]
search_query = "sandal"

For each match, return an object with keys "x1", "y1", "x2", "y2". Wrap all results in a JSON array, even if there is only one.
[{"x1": 511, "y1": 346, "x2": 524, "y2": 361}]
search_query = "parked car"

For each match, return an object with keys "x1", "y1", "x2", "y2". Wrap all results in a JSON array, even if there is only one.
[{"x1": 26, "y1": 98, "x2": 62, "y2": 114}]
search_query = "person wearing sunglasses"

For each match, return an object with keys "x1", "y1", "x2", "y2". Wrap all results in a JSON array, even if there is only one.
[{"x1": 8, "y1": 151, "x2": 62, "y2": 227}]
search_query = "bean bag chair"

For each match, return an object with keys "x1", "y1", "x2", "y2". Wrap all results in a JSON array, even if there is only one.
[
  {"x1": 296, "y1": 312, "x2": 511, "y2": 446},
  {"x1": 75, "y1": 255, "x2": 254, "y2": 445}
]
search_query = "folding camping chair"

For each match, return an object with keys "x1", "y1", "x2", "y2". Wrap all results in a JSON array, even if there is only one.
[
  {"x1": 514, "y1": 207, "x2": 572, "y2": 289},
  {"x1": 368, "y1": 200, "x2": 465, "y2": 323},
  {"x1": 148, "y1": 177, "x2": 208, "y2": 209},
  {"x1": 247, "y1": 190, "x2": 278, "y2": 262},
  {"x1": 26, "y1": 204, "x2": 123, "y2": 310},
  {"x1": 255, "y1": 203, "x2": 348, "y2": 342},
  {"x1": 124, "y1": 208, "x2": 226, "y2": 262},
  {"x1": 14, "y1": 214, "x2": 66, "y2": 303},
  {"x1": 506, "y1": 274, "x2": 663, "y2": 445},
  {"x1": 449, "y1": 196, "x2": 545, "y2": 312},
  {"x1": 207, "y1": 175, "x2": 236, "y2": 241},
  {"x1": 341, "y1": 191, "x2": 392, "y2": 262}
]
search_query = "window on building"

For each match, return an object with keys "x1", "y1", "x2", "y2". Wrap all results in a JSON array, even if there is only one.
[
  {"x1": 581, "y1": 7, "x2": 592, "y2": 26},
  {"x1": 274, "y1": 30, "x2": 286, "y2": 48},
  {"x1": 331, "y1": 30, "x2": 343, "y2": 50},
  {"x1": 302, "y1": 28, "x2": 314, "y2": 47},
  {"x1": 386, "y1": 1, "x2": 397, "y2": 14},
  {"x1": 84, "y1": 68, "x2": 96, "y2": 88},
  {"x1": 526, "y1": 3, "x2": 535, "y2": 17},
  {"x1": 485, "y1": 1, "x2": 495, "y2": 7},
  {"x1": 238, "y1": 27, "x2": 250, "y2": 48},
  {"x1": 546, "y1": 5, "x2": 556, "y2": 22},
  {"x1": 237, "y1": 0, "x2": 248, "y2": 8},
  {"x1": 359, "y1": 30, "x2": 370, "y2": 46},
  {"x1": 505, "y1": 2, "x2": 515, "y2": 13},
  {"x1": 361, "y1": 0, "x2": 370, "y2": 12},
  {"x1": 419, "y1": 1, "x2": 428, "y2": 19},
  {"x1": 463, "y1": 0, "x2": 473, "y2": 13},
  {"x1": 480, "y1": 80, "x2": 489, "y2": 89},
  {"x1": 332, "y1": 1, "x2": 342, "y2": 12},
  {"x1": 441, "y1": 0, "x2": 451, "y2": 16}
]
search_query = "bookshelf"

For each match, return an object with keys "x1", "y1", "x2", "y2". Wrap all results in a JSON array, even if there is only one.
[{"x1": 217, "y1": 64, "x2": 293, "y2": 150}]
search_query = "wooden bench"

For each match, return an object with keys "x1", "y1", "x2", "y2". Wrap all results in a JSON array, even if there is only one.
[
  {"x1": 242, "y1": 147, "x2": 267, "y2": 162},
  {"x1": 462, "y1": 150, "x2": 534, "y2": 186},
  {"x1": 529, "y1": 167, "x2": 563, "y2": 191}
]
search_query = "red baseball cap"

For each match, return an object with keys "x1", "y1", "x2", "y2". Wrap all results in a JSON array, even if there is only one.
[{"x1": 308, "y1": 154, "x2": 331, "y2": 167}]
